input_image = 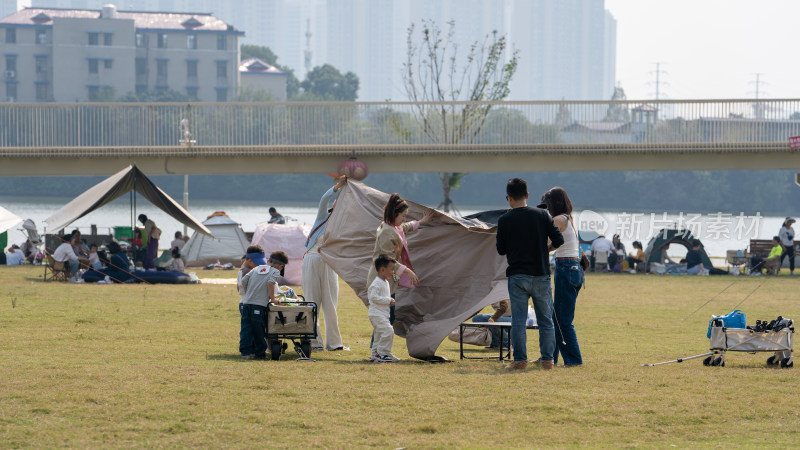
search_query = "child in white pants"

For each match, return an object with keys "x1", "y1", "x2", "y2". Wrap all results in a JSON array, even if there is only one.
[{"x1": 368, "y1": 255, "x2": 398, "y2": 362}]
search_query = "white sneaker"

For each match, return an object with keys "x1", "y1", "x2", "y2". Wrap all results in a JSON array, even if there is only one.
[
  {"x1": 628, "y1": 269, "x2": 636, "y2": 274},
  {"x1": 371, "y1": 354, "x2": 395, "y2": 363},
  {"x1": 385, "y1": 353, "x2": 401, "y2": 362}
]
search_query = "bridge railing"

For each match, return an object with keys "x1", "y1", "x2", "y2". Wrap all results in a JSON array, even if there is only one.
[{"x1": 1, "y1": 99, "x2": 799, "y2": 149}]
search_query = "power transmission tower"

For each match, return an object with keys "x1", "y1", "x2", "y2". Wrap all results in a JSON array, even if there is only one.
[
  {"x1": 647, "y1": 62, "x2": 669, "y2": 100},
  {"x1": 748, "y1": 73, "x2": 767, "y2": 100},
  {"x1": 304, "y1": 18, "x2": 312, "y2": 76}
]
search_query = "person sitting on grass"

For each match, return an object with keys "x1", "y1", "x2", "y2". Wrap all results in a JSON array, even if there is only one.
[
  {"x1": 686, "y1": 240, "x2": 709, "y2": 276},
  {"x1": 103, "y1": 241, "x2": 134, "y2": 283},
  {"x1": 239, "y1": 249, "x2": 289, "y2": 361},
  {"x1": 169, "y1": 248, "x2": 185, "y2": 273},
  {"x1": 88, "y1": 244, "x2": 102, "y2": 271},
  {"x1": 626, "y1": 241, "x2": 644, "y2": 273},
  {"x1": 368, "y1": 254, "x2": 399, "y2": 363},
  {"x1": 471, "y1": 299, "x2": 511, "y2": 350}
]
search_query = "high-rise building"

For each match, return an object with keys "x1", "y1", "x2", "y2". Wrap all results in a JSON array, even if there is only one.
[{"x1": 0, "y1": 0, "x2": 31, "y2": 20}]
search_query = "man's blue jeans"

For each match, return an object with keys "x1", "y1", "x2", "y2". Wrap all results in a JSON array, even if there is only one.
[
  {"x1": 553, "y1": 260, "x2": 583, "y2": 366},
  {"x1": 472, "y1": 314, "x2": 511, "y2": 347},
  {"x1": 508, "y1": 274, "x2": 555, "y2": 362},
  {"x1": 239, "y1": 303, "x2": 254, "y2": 356}
]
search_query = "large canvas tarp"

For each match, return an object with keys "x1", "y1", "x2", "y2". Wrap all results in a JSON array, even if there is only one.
[
  {"x1": 319, "y1": 181, "x2": 509, "y2": 360},
  {"x1": 45, "y1": 165, "x2": 211, "y2": 237},
  {"x1": 0, "y1": 206, "x2": 23, "y2": 235},
  {"x1": 183, "y1": 214, "x2": 250, "y2": 266},
  {"x1": 251, "y1": 223, "x2": 309, "y2": 285}
]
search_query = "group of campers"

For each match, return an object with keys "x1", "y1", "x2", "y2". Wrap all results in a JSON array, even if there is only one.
[{"x1": 236, "y1": 177, "x2": 585, "y2": 370}]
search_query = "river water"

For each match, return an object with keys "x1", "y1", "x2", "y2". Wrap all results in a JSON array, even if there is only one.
[{"x1": 0, "y1": 195, "x2": 790, "y2": 258}]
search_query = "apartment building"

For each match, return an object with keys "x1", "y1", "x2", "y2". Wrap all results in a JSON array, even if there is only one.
[{"x1": 0, "y1": 4, "x2": 243, "y2": 102}]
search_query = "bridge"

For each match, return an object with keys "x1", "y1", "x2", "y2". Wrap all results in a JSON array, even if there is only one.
[{"x1": 1, "y1": 99, "x2": 800, "y2": 176}]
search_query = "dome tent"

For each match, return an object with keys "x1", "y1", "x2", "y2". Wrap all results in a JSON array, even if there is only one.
[
  {"x1": 643, "y1": 228, "x2": 714, "y2": 272},
  {"x1": 183, "y1": 212, "x2": 249, "y2": 267},
  {"x1": 250, "y1": 223, "x2": 309, "y2": 285}
]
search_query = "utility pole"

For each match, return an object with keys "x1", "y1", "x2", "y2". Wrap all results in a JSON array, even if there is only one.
[
  {"x1": 749, "y1": 73, "x2": 767, "y2": 100},
  {"x1": 304, "y1": 18, "x2": 312, "y2": 76}
]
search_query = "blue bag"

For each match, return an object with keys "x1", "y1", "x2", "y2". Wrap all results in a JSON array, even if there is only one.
[{"x1": 707, "y1": 310, "x2": 746, "y2": 338}]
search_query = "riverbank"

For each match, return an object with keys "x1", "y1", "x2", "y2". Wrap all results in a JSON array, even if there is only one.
[{"x1": 2, "y1": 266, "x2": 798, "y2": 447}]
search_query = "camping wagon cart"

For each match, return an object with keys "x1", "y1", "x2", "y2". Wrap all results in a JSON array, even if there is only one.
[
  {"x1": 265, "y1": 299, "x2": 318, "y2": 361},
  {"x1": 702, "y1": 318, "x2": 794, "y2": 368}
]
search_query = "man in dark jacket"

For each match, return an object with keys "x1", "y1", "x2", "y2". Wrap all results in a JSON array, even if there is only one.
[{"x1": 496, "y1": 178, "x2": 564, "y2": 371}]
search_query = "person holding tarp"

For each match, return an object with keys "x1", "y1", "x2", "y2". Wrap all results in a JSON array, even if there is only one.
[
  {"x1": 497, "y1": 178, "x2": 564, "y2": 371},
  {"x1": 304, "y1": 176, "x2": 349, "y2": 351},
  {"x1": 540, "y1": 186, "x2": 584, "y2": 367},
  {"x1": 366, "y1": 193, "x2": 434, "y2": 328}
]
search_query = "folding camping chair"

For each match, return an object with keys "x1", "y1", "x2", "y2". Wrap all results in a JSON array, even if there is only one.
[
  {"x1": 594, "y1": 250, "x2": 609, "y2": 272},
  {"x1": 43, "y1": 254, "x2": 69, "y2": 282}
]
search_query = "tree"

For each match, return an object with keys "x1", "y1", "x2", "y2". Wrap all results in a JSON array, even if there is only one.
[
  {"x1": 299, "y1": 64, "x2": 359, "y2": 101},
  {"x1": 240, "y1": 44, "x2": 300, "y2": 98},
  {"x1": 232, "y1": 85, "x2": 276, "y2": 102},
  {"x1": 401, "y1": 20, "x2": 518, "y2": 212}
]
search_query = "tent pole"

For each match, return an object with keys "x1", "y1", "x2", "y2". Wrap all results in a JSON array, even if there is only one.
[{"x1": 183, "y1": 174, "x2": 189, "y2": 237}]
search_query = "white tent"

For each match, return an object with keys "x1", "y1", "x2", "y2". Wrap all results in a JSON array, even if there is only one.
[
  {"x1": 250, "y1": 223, "x2": 309, "y2": 285},
  {"x1": 0, "y1": 206, "x2": 23, "y2": 235},
  {"x1": 183, "y1": 213, "x2": 249, "y2": 266}
]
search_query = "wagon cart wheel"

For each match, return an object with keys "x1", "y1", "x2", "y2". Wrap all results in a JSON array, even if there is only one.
[
  {"x1": 300, "y1": 340, "x2": 312, "y2": 358},
  {"x1": 767, "y1": 355, "x2": 777, "y2": 365},
  {"x1": 703, "y1": 356, "x2": 713, "y2": 366},
  {"x1": 270, "y1": 340, "x2": 282, "y2": 361},
  {"x1": 711, "y1": 357, "x2": 722, "y2": 366},
  {"x1": 780, "y1": 358, "x2": 793, "y2": 368}
]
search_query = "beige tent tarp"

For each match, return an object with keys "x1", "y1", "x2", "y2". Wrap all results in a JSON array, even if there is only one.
[
  {"x1": 319, "y1": 181, "x2": 509, "y2": 360},
  {"x1": 45, "y1": 165, "x2": 212, "y2": 237}
]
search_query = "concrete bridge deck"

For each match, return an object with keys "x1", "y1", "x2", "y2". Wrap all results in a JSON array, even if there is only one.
[{"x1": 1, "y1": 100, "x2": 799, "y2": 176}]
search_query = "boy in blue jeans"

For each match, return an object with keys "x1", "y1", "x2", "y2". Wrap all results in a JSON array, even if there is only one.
[
  {"x1": 238, "y1": 245, "x2": 265, "y2": 359},
  {"x1": 239, "y1": 249, "x2": 289, "y2": 360}
]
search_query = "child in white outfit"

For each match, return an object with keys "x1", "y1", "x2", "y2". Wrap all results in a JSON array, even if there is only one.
[{"x1": 368, "y1": 255, "x2": 398, "y2": 362}]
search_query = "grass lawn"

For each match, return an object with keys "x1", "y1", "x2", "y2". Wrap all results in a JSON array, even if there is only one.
[{"x1": 1, "y1": 266, "x2": 798, "y2": 448}]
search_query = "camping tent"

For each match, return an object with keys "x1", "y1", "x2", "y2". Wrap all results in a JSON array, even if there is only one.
[
  {"x1": 319, "y1": 181, "x2": 509, "y2": 360},
  {"x1": 0, "y1": 206, "x2": 23, "y2": 251},
  {"x1": 183, "y1": 212, "x2": 250, "y2": 266},
  {"x1": 250, "y1": 223, "x2": 309, "y2": 285},
  {"x1": 643, "y1": 228, "x2": 713, "y2": 270},
  {"x1": 0, "y1": 206, "x2": 22, "y2": 235},
  {"x1": 44, "y1": 164, "x2": 212, "y2": 237}
]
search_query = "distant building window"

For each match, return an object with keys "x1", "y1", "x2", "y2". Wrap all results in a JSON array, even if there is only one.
[
  {"x1": 6, "y1": 82, "x2": 17, "y2": 101},
  {"x1": 35, "y1": 56, "x2": 47, "y2": 74},
  {"x1": 216, "y1": 35, "x2": 226, "y2": 50},
  {"x1": 216, "y1": 61, "x2": 227, "y2": 79},
  {"x1": 36, "y1": 30, "x2": 47, "y2": 45},
  {"x1": 104, "y1": 33, "x2": 112, "y2": 46},
  {"x1": 157, "y1": 33, "x2": 168, "y2": 49},
  {"x1": 88, "y1": 32, "x2": 99, "y2": 46},
  {"x1": 104, "y1": 59, "x2": 112, "y2": 69},
  {"x1": 136, "y1": 58, "x2": 147, "y2": 75},
  {"x1": 216, "y1": 88, "x2": 227, "y2": 102},
  {"x1": 187, "y1": 34, "x2": 197, "y2": 50},
  {"x1": 135, "y1": 33, "x2": 146, "y2": 48},
  {"x1": 6, "y1": 28, "x2": 16, "y2": 44},
  {"x1": 35, "y1": 83, "x2": 48, "y2": 101},
  {"x1": 187, "y1": 60, "x2": 197, "y2": 78},
  {"x1": 186, "y1": 87, "x2": 198, "y2": 99},
  {"x1": 6, "y1": 55, "x2": 17, "y2": 73},
  {"x1": 157, "y1": 60, "x2": 168, "y2": 77},
  {"x1": 89, "y1": 59, "x2": 99, "y2": 74}
]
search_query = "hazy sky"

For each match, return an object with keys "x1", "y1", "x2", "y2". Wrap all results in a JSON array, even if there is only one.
[{"x1": 605, "y1": 0, "x2": 799, "y2": 100}]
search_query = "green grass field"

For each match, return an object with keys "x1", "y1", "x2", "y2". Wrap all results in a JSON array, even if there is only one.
[{"x1": 1, "y1": 266, "x2": 798, "y2": 448}]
